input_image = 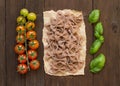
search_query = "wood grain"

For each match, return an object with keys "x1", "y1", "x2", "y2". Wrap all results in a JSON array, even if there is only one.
[
  {"x1": 6, "y1": 0, "x2": 26, "y2": 86},
  {"x1": 93, "y1": 0, "x2": 120, "y2": 86},
  {"x1": 25, "y1": 0, "x2": 45, "y2": 86},
  {"x1": 0, "y1": 0, "x2": 6, "y2": 86},
  {"x1": 0, "y1": 0, "x2": 119, "y2": 86},
  {"x1": 44, "y1": 0, "x2": 93, "y2": 86}
]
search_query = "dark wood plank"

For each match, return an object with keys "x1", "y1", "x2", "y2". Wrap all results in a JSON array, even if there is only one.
[
  {"x1": 93, "y1": 0, "x2": 120, "y2": 86},
  {"x1": 44, "y1": 0, "x2": 93, "y2": 86},
  {"x1": 25, "y1": 0, "x2": 45, "y2": 86},
  {"x1": 0, "y1": 0, "x2": 6, "y2": 86},
  {"x1": 6, "y1": 0, "x2": 26, "y2": 86},
  {"x1": 3, "y1": 1, "x2": 120, "y2": 86}
]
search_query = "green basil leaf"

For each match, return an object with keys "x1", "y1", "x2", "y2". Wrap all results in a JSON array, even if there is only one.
[
  {"x1": 98, "y1": 36, "x2": 104, "y2": 43},
  {"x1": 90, "y1": 53, "x2": 106, "y2": 73},
  {"x1": 94, "y1": 31, "x2": 101, "y2": 39},
  {"x1": 95, "y1": 22, "x2": 103, "y2": 35},
  {"x1": 88, "y1": 9, "x2": 100, "y2": 23},
  {"x1": 89, "y1": 39, "x2": 102, "y2": 54}
]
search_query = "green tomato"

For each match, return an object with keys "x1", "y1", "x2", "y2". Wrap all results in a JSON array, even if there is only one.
[
  {"x1": 17, "y1": 16, "x2": 26, "y2": 25},
  {"x1": 88, "y1": 9, "x2": 100, "y2": 23},
  {"x1": 89, "y1": 39, "x2": 102, "y2": 54},
  {"x1": 90, "y1": 53, "x2": 106, "y2": 73},
  {"x1": 95, "y1": 22, "x2": 103, "y2": 35},
  {"x1": 27, "y1": 12, "x2": 37, "y2": 21},
  {"x1": 20, "y1": 8, "x2": 29, "y2": 17}
]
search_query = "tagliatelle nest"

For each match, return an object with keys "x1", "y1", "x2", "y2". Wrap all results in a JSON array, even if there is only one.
[{"x1": 42, "y1": 9, "x2": 86, "y2": 76}]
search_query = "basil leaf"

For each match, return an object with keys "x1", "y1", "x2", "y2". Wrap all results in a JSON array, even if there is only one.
[
  {"x1": 89, "y1": 39, "x2": 102, "y2": 54},
  {"x1": 90, "y1": 53, "x2": 106, "y2": 73},
  {"x1": 95, "y1": 22, "x2": 103, "y2": 35},
  {"x1": 98, "y1": 36, "x2": 104, "y2": 43},
  {"x1": 89, "y1": 9, "x2": 100, "y2": 23},
  {"x1": 94, "y1": 31, "x2": 101, "y2": 39}
]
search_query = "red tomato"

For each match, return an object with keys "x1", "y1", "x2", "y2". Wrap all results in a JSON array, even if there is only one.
[
  {"x1": 17, "y1": 64, "x2": 28, "y2": 74},
  {"x1": 28, "y1": 40, "x2": 39, "y2": 50},
  {"x1": 26, "y1": 30, "x2": 36, "y2": 40},
  {"x1": 26, "y1": 22, "x2": 35, "y2": 31},
  {"x1": 28, "y1": 50, "x2": 38, "y2": 60},
  {"x1": 14, "y1": 44, "x2": 25, "y2": 54},
  {"x1": 16, "y1": 26, "x2": 26, "y2": 35},
  {"x1": 30, "y1": 60, "x2": 40, "y2": 70},
  {"x1": 16, "y1": 35, "x2": 25, "y2": 44},
  {"x1": 18, "y1": 54, "x2": 27, "y2": 63}
]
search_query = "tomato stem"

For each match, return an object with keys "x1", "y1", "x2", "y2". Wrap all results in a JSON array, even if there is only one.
[{"x1": 24, "y1": 30, "x2": 30, "y2": 71}]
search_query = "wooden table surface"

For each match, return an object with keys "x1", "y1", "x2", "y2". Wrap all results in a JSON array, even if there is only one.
[{"x1": 0, "y1": 0, "x2": 120, "y2": 86}]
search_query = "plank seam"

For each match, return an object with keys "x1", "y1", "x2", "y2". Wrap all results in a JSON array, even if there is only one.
[
  {"x1": 92, "y1": 0, "x2": 95, "y2": 86},
  {"x1": 5, "y1": 0, "x2": 7, "y2": 85},
  {"x1": 43, "y1": 0, "x2": 45, "y2": 11}
]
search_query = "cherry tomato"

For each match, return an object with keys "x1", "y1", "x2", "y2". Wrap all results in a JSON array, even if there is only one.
[
  {"x1": 16, "y1": 26, "x2": 26, "y2": 35},
  {"x1": 16, "y1": 35, "x2": 25, "y2": 44},
  {"x1": 17, "y1": 64, "x2": 28, "y2": 74},
  {"x1": 20, "y1": 8, "x2": 29, "y2": 17},
  {"x1": 28, "y1": 50, "x2": 38, "y2": 60},
  {"x1": 26, "y1": 30, "x2": 36, "y2": 40},
  {"x1": 15, "y1": 44, "x2": 25, "y2": 54},
  {"x1": 30, "y1": 60, "x2": 40, "y2": 70},
  {"x1": 17, "y1": 16, "x2": 26, "y2": 25},
  {"x1": 26, "y1": 22, "x2": 35, "y2": 31},
  {"x1": 27, "y1": 12, "x2": 37, "y2": 21},
  {"x1": 18, "y1": 54, "x2": 27, "y2": 63},
  {"x1": 29, "y1": 40, "x2": 39, "y2": 50}
]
